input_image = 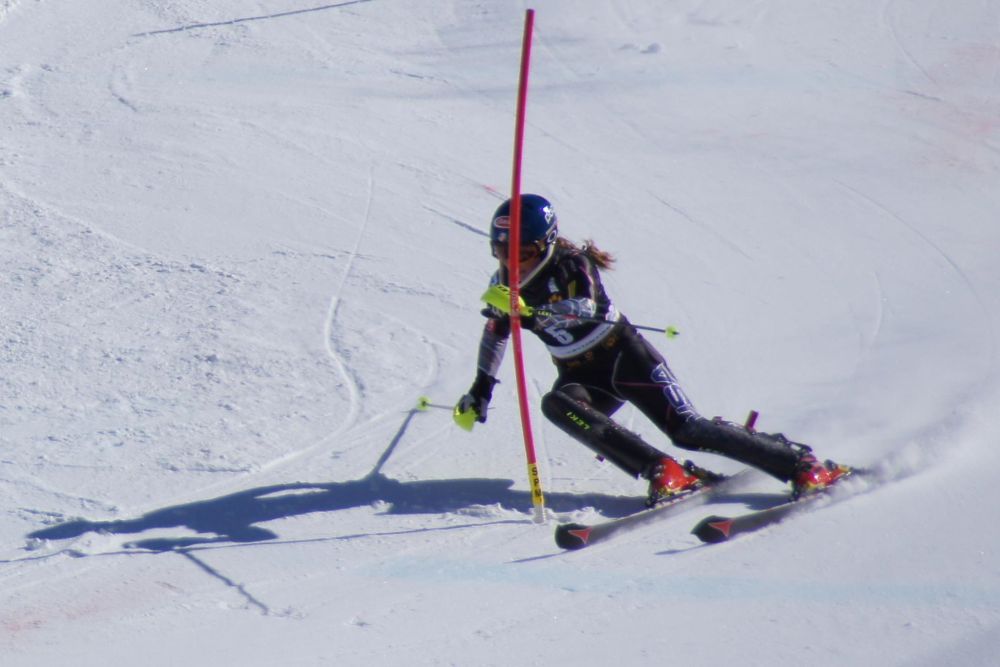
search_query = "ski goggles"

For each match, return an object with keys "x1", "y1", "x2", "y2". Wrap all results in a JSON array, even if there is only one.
[{"x1": 491, "y1": 241, "x2": 542, "y2": 262}]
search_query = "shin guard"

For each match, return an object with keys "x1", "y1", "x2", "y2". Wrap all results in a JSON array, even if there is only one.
[
  {"x1": 541, "y1": 390, "x2": 663, "y2": 478},
  {"x1": 671, "y1": 418, "x2": 804, "y2": 482}
]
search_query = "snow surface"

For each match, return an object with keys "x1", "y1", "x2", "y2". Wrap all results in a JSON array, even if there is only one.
[{"x1": 2, "y1": 1, "x2": 999, "y2": 665}]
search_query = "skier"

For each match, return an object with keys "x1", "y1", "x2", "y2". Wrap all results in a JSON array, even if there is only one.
[{"x1": 454, "y1": 194, "x2": 849, "y2": 505}]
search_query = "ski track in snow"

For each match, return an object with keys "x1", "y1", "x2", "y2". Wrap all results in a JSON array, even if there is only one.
[
  {"x1": 1, "y1": 32, "x2": 454, "y2": 547},
  {"x1": 0, "y1": 0, "x2": 19, "y2": 25},
  {"x1": 880, "y1": 0, "x2": 938, "y2": 86},
  {"x1": 3, "y1": 2, "x2": 1000, "y2": 665},
  {"x1": 0, "y1": 185, "x2": 361, "y2": 535},
  {"x1": 835, "y1": 179, "x2": 999, "y2": 384},
  {"x1": 322, "y1": 164, "x2": 372, "y2": 429}
]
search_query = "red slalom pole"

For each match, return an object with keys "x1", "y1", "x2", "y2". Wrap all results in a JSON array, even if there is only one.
[{"x1": 508, "y1": 8, "x2": 546, "y2": 523}]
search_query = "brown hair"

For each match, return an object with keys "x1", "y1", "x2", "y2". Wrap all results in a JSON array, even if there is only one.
[{"x1": 556, "y1": 237, "x2": 615, "y2": 269}]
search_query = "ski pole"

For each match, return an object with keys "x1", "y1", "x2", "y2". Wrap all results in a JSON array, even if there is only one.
[
  {"x1": 638, "y1": 323, "x2": 680, "y2": 338},
  {"x1": 416, "y1": 396, "x2": 451, "y2": 412},
  {"x1": 418, "y1": 396, "x2": 490, "y2": 432},
  {"x1": 531, "y1": 308, "x2": 681, "y2": 339},
  {"x1": 483, "y1": 286, "x2": 680, "y2": 339}
]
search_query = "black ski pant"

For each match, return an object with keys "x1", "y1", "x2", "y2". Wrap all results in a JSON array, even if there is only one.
[{"x1": 540, "y1": 321, "x2": 805, "y2": 482}]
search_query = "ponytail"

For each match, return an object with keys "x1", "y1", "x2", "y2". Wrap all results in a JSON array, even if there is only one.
[{"x1": 555, "y1": 237, "x2": 615, "y2": 269}]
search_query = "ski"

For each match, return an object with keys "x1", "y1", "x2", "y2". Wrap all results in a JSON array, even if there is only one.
[
  {"x1": 691, "y1": 467, "x2": 870, "y2": 544},
  {"x1": 554, "y1": 469, "x2": 757, "y2": 550},
  {"x1": 691, "y1": 490, "x2": 828, "y2": 544}
]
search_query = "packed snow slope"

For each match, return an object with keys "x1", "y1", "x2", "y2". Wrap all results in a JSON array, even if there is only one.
[{"x1": 3, "y1": 1, "x2": 999, "y2": 665}]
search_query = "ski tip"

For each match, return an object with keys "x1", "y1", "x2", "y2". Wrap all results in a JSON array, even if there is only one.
[
  {"x1": 691, "y1": 515, "x2": 734, "y2": 544},
  {"x1": 554, "y1": 523, "x2": 593, "y2": 550}
]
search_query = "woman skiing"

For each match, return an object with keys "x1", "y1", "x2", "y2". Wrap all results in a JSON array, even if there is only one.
[{"x1": 454, "y1": 194, "x2": 849, "y2": 505}]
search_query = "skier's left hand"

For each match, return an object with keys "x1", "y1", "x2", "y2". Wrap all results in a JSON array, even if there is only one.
[{"x1": 453, "y1": 371, "x2": 498, "y2": 431}]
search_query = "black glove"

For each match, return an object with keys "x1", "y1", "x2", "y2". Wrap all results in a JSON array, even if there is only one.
[
  {"x1": 456, "y1": 370, "x2": 498, "y2": 424},
  {"x1": 480, "y1": 307, "x2": 536, "y2": 331}
]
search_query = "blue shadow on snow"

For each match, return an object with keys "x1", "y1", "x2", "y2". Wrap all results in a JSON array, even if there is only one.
[{"x1": 26, "y1": 471, "x2": 646, "y2": 552}]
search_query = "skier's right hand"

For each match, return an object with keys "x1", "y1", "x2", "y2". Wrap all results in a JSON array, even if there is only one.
[
  {"x1": 481, "y1": 285, "x2": 534, "y2": 318},
  {"x1": 453, "y1": 371, "x2": 498, "y2": 431}
]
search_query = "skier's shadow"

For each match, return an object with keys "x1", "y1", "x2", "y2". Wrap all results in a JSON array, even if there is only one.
[{"x1": 27, "y1": 471, "x2": 644, "y2": 552}]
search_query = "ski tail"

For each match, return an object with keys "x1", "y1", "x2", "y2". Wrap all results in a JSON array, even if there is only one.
[{"x1": 555, "y1": 523, "x2": 597, "y2": 550}]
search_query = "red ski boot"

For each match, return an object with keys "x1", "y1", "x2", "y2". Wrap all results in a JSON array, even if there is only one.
[
  {"x1": 793, "y1": 454, "x2": 852, "y2": 498},
  {"x1": 646, "y1": 457, "x2": 702, "y2": 506}
]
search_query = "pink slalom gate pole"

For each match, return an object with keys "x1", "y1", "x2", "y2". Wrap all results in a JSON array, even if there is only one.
[{"x1": 508, "y1": 8, "x2": 546, "y2": 523}]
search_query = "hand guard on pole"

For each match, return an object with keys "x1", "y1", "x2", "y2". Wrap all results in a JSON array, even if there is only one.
[
  {"x1": 481, "y1": 285, "x2": 536, "y2": 329},
  {"x1": 453, "y1": 371, "x2": 498, "y2": 431},
  {"x1": 482, "y1": 284, "x2": 533, "y2": 317}
]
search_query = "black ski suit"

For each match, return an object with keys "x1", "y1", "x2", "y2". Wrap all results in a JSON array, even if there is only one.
[{"x1": 475, "y1": 242, "x2": 807, "y2": 482}]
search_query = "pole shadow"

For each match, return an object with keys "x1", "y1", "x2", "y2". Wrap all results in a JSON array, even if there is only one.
[{"x1": 132, "y1": 0, "x2": 373, "y2": 37}]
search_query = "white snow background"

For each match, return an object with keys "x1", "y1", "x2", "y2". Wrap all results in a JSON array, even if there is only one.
[{"x1": 2, "y1": 1, "x2": 999, "y2": 665}]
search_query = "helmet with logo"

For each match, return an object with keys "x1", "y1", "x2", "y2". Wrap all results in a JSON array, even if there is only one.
[{"x1": 489, "y1": 194, "x2": 558, "y2": 256}]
